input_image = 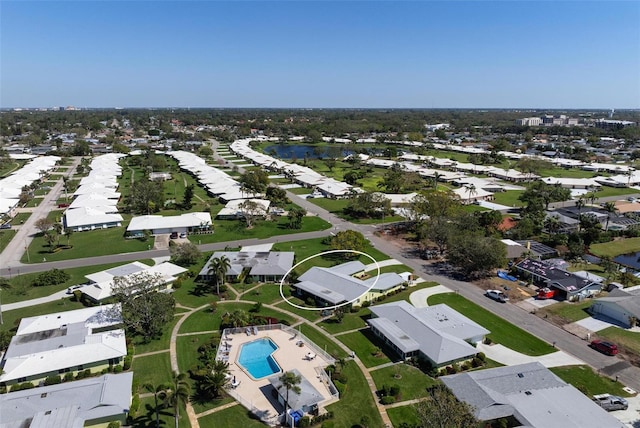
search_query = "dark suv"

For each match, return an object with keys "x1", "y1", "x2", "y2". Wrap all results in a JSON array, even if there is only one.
[
  {"x1": 169, "y1": 232, "x2": 178, "y2": 239},
  {"x1": 590, "y1": 340, "x2": 618, "y2": 356}
]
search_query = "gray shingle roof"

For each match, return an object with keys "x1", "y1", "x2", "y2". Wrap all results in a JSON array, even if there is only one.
[{"x1": 441, "y1": 362, "x2": 623, "y2": 428}]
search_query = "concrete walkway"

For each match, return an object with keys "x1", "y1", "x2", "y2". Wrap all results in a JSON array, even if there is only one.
[
  {"x1": 363, "y1": 258, "x2": 402, "y2": 272},
  {"x1": 2, "y1": 289, "x2": 70, "y2": 311},
  {"x1": 408, "y1": 285, "x2": 452, "y2": 308},
  {"x1": 476, "y1": 343, "x2": 584, "y2": 368}
]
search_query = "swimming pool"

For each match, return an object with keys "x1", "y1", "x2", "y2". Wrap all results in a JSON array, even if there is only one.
[{"x1": 237, "y1": 338, "x2": 281, "y2": 380}]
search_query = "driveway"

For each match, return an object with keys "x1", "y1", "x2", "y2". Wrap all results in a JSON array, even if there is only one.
[
  {"x1": 409, "y1": 285, "x2": 452, "y2": 308},
  {"x1": 476, "y1": 343, "x2": 584, "y2": 368},
  {"x1": 574, "y1": 315, "x2": 627, "y2": 332},
  {"x1": 611, "y1": 394, "x2": 640, "y2": 428}
]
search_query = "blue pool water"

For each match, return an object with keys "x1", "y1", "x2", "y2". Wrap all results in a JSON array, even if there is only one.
[{"x1": 237, "y1": 338, "x2": 281, "y2": 379}]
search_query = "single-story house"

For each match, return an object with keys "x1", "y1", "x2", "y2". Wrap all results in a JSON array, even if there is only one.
[
  {"x1": 0, "y1": 305, "x2": 126, "y2": 386},
  {"x1": 367, "y1": 300, "x2": 489, "y2": 368},
  {"x1": 590, "y1": 288, "x2": 640, "y2": 327},
  {"x1": 441, "y1": 362, "x2": 624, "y2": 428},
  {"x1": 268, "y1": 369, "x2": 325, "y2": 426},
  {"x1": 451, "y1": 186, "x2": 494, "y2": 204},
  {"x1": 63, "y1": 206, "x2": 124, "y2": 232},
  {"x1": 82, "y1": 261, "x2": 187, "y2": 302},
  {"x1": 500, "y1": 239, "x2": 527, "y2": 260},
  {"x1": 127, "y1": 212, "x2": 212, "y2": 236},
  {"x1": 540, "y1": 176, "x2": 602, "y2": 190},
  {"x1": 216, "y1": 199, "x2": 271, "y2": 220},
  {"x1": 0, "y1": 372, "x2": 133, "y2": 427},
  {"x1": 197, "y1": 244, "x2": 294, "y2": 283},
  {"x1": 294, "y1": 261, "x2": 406, "y2": 308},
  {"x1": 515, "y1": 258, "x2": 602, "y2": 300}
]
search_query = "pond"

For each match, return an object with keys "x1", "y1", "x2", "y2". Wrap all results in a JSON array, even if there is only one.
[
  {"x1": 613, "y1": 252, "x2": 640, "y2": 270},
  {"x1": 265, "y1": 144, "x2": 353, "y2": 160}
]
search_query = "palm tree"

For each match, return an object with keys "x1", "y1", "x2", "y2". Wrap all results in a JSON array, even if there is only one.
[
  {"x1": 464, "y1": 184, "x2": 477, "y2": 203},
  {"x1": 544, "y1": 215, "x2": 561, "y2": 235},
  {"x1": 216, "y1": 255, "x2": 231, "y2": 294},
  {"x1": 604, "y1": 201, "x2": 618, "y2": 231},
  {"x1": 144, "y1": 382, "x2": 169, "y2": 428},
  {"x1": 64, "y1": 227, "x2": 74, "y2": 247},
  {"x1": 575, "y1": 197, "x2": 585, "y2": 215},
  {"x1": 199, "y1": 361, "x2": 230, "y2": 399},
  {"x1": 207, "y1": 258, "x2": 221, "y2": 294},
  {"x1": 278, "y1": 371, "x2": 302, "y2": 420},
  {"x1": 163, "y1": 371, "x2": 191, "y2": 428}
]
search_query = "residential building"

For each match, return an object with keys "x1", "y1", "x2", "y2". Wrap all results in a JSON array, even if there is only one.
[
  {"x1": 590, "y1": 287, "x2": 640, "y2": 328},
  {"x1": 515, "y1": 258, "x2": 602, "y2": 300},
  {"x1": 0, "y1": 373, "x2": 133, "y2": 427},
  {"x1": 216, "y1": 199, "x2": 271, "y2": 220},
  {"x1": 367, "y1": 300, "x2": 488, "y2": 368},
  {"x1": 126, "y1": 212, "x2": 212, "y2": 236},
  {"x1": 197, "y1": 244, "x2": 294, "y2": 283},
  {"x1": 441, "y1": 362, "x2": 624, "y2": 428},
  {"x1": 268, "y1": 369, "x2": 325, "y2": 426},
  {"x1": 293, "y1": 261, "x2": 406, "y2": 308},
  {"x1": 0, "y1": 305, "x2": 126, "y2": 386}
]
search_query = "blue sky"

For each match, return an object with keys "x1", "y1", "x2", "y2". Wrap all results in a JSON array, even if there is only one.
[{"x1": 2, "y1": 1, "x2": 639, "y2": 108}]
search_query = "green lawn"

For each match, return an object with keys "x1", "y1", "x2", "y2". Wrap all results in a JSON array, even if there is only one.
[
  {"x1": 0, "y1": 298, "x2": 85, "y2": 333},
  {"x1": 130, "y1": 396, "x2": 190, "y2": 428},
  {"x1": 590, "y1": 237, "x2": 640, "y2": 258},
  {"x1": 186, "y1": 216, "x2": 331, "y2": 245},
  {"x1": 337, "y1": 329, "x2": 394, "y2": 368},
  {"x1": 550, "y1": 365, "x2": 634, "y2": 397},
  {"x1": 287, "y1": 187, "x2": 313, "y2": 195},
  {"x1": 597, "y1": 327, "x2": 640, "y2": 355},
  {"x1": 275, "y1": 299, "x2": 323, "y2": 323},
  {"x1": 239, "y1": 283, "x2": 287, "y2": 304},
  {"x1": 538, "y1": 167, "x2": 597, "y2": 179},
  {"x1": 307, "y1": 197, "x2": 404, "y2": 224},
  {"x1": 427, "y1": 294, "x2": 554, "y2": 356},
  {"x1": 492, "y1": 190, "x2": 525, "y2": 207},
  {"x1": 387, "y1": 405, "x2": 420, "y2": 428},
  {"x1": 381, "y1": 281, "x2": 440, "y2": 305},
  {"x1": 325, "y1": 360, "x2": 385, "y2": 428},
  {"x1": 10, "y1": 212, "x2": 31, "y2": 225},
  {"x1": 537, "y1": 301, "x2": 592, "y2": 323},
  {"x1": 0, "y1": 229, "x2": 16, "y2": 253},
  {"x1": 364, "y1": 264, "x2": 413, "y2": 276},
  {"x1": 131, "y1": 317, "x2": 180, "y2": 355},
  {"x1": 177, "y1": 333, "x2": 219, "y2": 373},
  {"x1": 370, "y1": 364, "x2": 437, "y2": 401},
  {"x1": 319, "y1": 307, "x2": 371, "y2": 334},
  {"x1": 197, "y1": 403, "x2": 267, "y2": 428},
  {"x1": 296, "y1": 323, "x2": 349, "y2": 359},
  {"x1": 22, "y1": 224, "x2": 150, "y2": 263},
  {"x1": 132, "y1": 352, "x2": 174, "y2": 386},
  {"x1": 595, "y1": 186, "x2": 639, "y2": 198}
]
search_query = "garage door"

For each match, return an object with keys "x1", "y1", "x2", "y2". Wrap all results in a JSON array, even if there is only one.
[{"x1": 592, "y1": 302, "x2": 626, "y2": 324}]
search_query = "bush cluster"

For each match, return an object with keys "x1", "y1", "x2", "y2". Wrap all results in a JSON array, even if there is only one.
[{"x1": 32, "y1": 269, "x2": 70, "y2": 287}]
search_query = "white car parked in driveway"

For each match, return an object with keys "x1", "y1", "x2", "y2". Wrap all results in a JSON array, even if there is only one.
[{"x1": 485, "y1": 289, "x2": 509, "y2": 303}]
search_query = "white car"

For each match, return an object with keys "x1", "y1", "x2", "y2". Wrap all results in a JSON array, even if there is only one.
[
  {"x1": 486, "y1": 289, "x2": 509, "y2": 303},
  {"x1": 67, "y1": 284, "x2": 84, "y2": 294}
]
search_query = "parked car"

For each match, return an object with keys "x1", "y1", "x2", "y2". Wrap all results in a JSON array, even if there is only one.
[
  {"x1": 536, "y1": 287, "x2": 558, "y2": 300},
  {"x1": 590, "y1": 339, "x2": 618, "y2": 356},
  {"x1": 179, "y1": 232, "x2": 187, "y2": 238},
  {"x1": 0, "y1": 222, "x2": 11, "y2": 229},
  {"x1": 67, "y1": 284, "x2": 84, "y2": 294},
  {"x1": 593, "y1": 394, "x2": 628, "y2": 411},
  {"x1": 486, "y1": 289, "x2": 509, "y2": 303},
  {"x1": 169, "y1": 232, "x2": 178, "y2": 239}
]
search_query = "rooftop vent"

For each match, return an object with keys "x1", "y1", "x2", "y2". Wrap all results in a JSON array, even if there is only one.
[
  {"x1": 517, "y1": 373, "x2": 524, "y2": 378},
  {"x1": 525, "y1": 391, "x2": 532, "y2": 395}
]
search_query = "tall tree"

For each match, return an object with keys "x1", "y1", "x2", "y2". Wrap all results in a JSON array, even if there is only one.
[
  {"x1": 208, "y1": 256, "x2": 231, "y2": 295},
  {"x1": 278, "y1": 371, "x2": 302, "y2": 421},
  {"x1": 170, "y1": 242, "x2": 201, "y2": 266},
  {"x1": 287, "y1": 206, "x2": 306, "y2": 229},
  {"x1": 182, "y1": 184, "x2": 194, "y2": 210},
  {"x1": 603, "y1": 201, "x2": 618, "y2": 231},
  {"x1": 198, "y1": 360, "x2": 230, "y2": 399},
  {"x1": 238, "y1": 199, "x2": 263, "y2": 228},
  {"x1": 163, "y1": 371, "x2": 191, "y2": 428},
  {"x1": 330, "y1": 230, "x2": 368, "y2": 258},
  {"x1": 239, "y1": 169, "x2": 269, "y2": 195},
  {"x1": 414, "y1": 385, "x2": 479, "y2": 428},
  {"x1": 144, "y1": 382, "x2": 169, "y2": 428}
]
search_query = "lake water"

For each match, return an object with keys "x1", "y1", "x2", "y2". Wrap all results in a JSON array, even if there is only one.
[
  {"x1": 265, "y1": 144, "x2": 353, "y2": 159},
  {"x1": 613, "y1": 252, "x2": 640, "y2": 270}
]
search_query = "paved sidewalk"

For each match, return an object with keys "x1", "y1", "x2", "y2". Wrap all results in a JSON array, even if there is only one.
[
  {"x1": 408, "y1": 285, "x2": 452, "y2": 308},
  {"x1": 477, "y1": 343, "x2": 583, "y2": 368},
  {"x1": 363, "y1": 258, "x2": 402, "y2": 271}
]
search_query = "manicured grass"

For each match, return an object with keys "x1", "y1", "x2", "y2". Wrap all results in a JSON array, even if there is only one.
[
  {"x1": 337, "y1": 329, "x2": 393, "y2": 368},
  {"x1": 492, "y1": 190, "x2": 525, "y2": 207},
  {"x1": 597, "y1": 326, "x2": 640, "y2": 355},
  {"x1": 590, "y1": 237, "x2": 640, "y2": 258},
  {"x1": 537, "y1": 301, "x2": 592, "y2": 323},
  {"x1": 177, "y1": 333, "x2": 219, "y2": 373},
  {"x1": 130, "y1": 396, "x2": 190, "y2": 428},
  {"x1": 22, "y1": 224, "x2": 150, "y2": 263},
  {"x1": 382, "y1": 281, "x2": 440, "y2": 305},
  {"x1": 197, "y1": 403, "x2": 267, "y2": 428},
  {"x1": 550, "y1": 365, "x2": 633, "y2": 397},
  {"x1": 296, "y1": 323, "x2": 349, "y2": 359},
  {"x1": 538, "y1": 167, "x2": 597, "y2": 179},
  {"x1": 325, "y1": 360, "x2": 385, "y2": 428},
  {"x1": 364, "y1": 264, "x2": 413, "y2": 276},
  {"x1": 131, "y1": 317, "x2": 180, "y2": 355},
  {"x1": 428, "y1": 293, "x2": 554, "y2": 356},
  {"x1": 275, "y1": 299, "x2": 323, "y2": 323},
  {"x1": 370, "y1": 364, "x2": 437, "y2": 401},
  {"x1": 287, "y1": 187, "x2": 312, "y2": 194},
  {"x1": 186, "y1": 215, "x2": 331, "y2": 245},
  {"x1": 595, "y1": 186, "x2": 638, "y2": 198},
  {"x1": 132, "y1": 352, "x2": 174, "y2": 386},
  {"x1": 0, "y1": 229, "x2": 16, "y2": 253},
  {"x1": 319, "y1": 307, "x2": 371, "y2": 334},
  {"x1": 461, "y1": 204, "x2": 490, "y2": 213},
  {"x1": 1, "y1": 261, "x2": 152, "y2": 304},
  {"x1": 11, "y1": 212, "x2": 31, "y2": 225},
  {"x1": 387, "y1": 405, "x2": 421, "y2": 428},
  {"x1": 239, "y1": 283, "x2": 287, "y2": 304},
  {"x1": 307, "y1": 197, "x2": 404, "y2": 224}
]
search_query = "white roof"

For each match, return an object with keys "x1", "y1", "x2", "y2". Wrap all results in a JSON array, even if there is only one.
[
  {"x1": 16, "y1": 304, "x2": 122, "y2": 336},
  {"x1": 452, "y1": 187, "x2": 494, "y2": 201},
  {"x1": 64, "y1": 206, "x2": 123, "y2": 228},
  {"x1": 69, "y1": 193, "x2": 119, "y2": 209},
  {"x1": 216, "y1": 199, "x2": 270, "y2": 217},
  {"x1": 127, "y1": 212, "x2": 212, "y2": 232}
]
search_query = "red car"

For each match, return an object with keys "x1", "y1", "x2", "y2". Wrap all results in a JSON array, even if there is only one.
[{"x1": 590, "y1": 340, "x2": 618, "y2": 356}]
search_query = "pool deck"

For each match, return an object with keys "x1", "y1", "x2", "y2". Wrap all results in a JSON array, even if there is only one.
[{"x1": 222, "y1": 328, "x2": 336, "y2": 421}]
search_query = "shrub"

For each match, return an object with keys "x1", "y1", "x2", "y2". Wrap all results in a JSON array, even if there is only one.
[
  {"x1": 299, "y1": 416, "x2": 311, "y2": 428},
  {"x1": 129, "y1": 394, "x2": 140, "y2": 417},
  {"x1": 44, "y1": 375, "x2": 62, "y2": 386},
  {"x1": 250, "y1": 302, "x2": 262, "y2": 313},
  {"x1": 32, "y1": 269, "x2": 70, "y2": 287},
  {"x1": 361, "y1": 300, "x2": 371, "y2": 307},
  {"x1": 64, "y1": 372, "x2": 74, "y2": 382},
  {"x1": 389, "y1": 385, "x2": 400, "y2": 397},
  {"x1": 483, "y1": 337, "x2": 492, "y2": 345},
  {"x1": 381, "y1": 395, "x2": 396, "y2": 405},
  {"x1": 461, "y1": 362, "x2": 470, "y2": 371},
  {"x1": 107, "y1": 422, "x2": 121, "y2": 428},
  {"x1": 332, "y1": 371, "x2": 348, "y2": 384},
  {"x1": 123, "y1": 356, "x2": 132, "y2": 371},
  {"x1": 477, "y1": 352, "x2": 486, "y2": 361},
  {"x1": 446, "y1": 365, "x2": 458, "y2": 374},
  {"x1": 113, "y1": 365, "x2": 123, "y2": 374},
  {"x1": 321, "y1": 423, "x2": 335, "y2": 428},
  {"x1": 0, "y1": 385, "x2": 6, "y2": 394}
]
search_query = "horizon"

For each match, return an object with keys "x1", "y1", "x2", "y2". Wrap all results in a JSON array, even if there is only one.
[{"x1": 2, "y1": 1, "x2": 639, "y2": 109}]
